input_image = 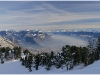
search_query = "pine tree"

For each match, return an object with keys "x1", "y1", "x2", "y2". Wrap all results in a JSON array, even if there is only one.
[
  {"x1": 1, "y1": 47, "x2": 5, "y2": 53},
  {"x1": 5, "y1": 50, "x2": 9, "y2": 59},
  {"x1": 23, "y1": 49, "x2": 30, "y2": 55},
  {"x1": 1, "y1": 57, "x2": 4, "y2": 64},
  {"x1": 22, "y1": 58, "x2": 25, "y2": 66},
  {"x1": 28, "y1": 64, "x2": 32, "y2": 72},
  {"x1": 75, "y1": 47, "x2": 81, "y2": 64},
  {"x1": 35, "y1": 54, "x2": 40, "y2": 70},
  {"x1": 83, "y1": 47, "x2": 89, "y2": 66},
  {"x1": 13, "y1": 47, "x2": 21, "y2": 59},
  {"x1": 27, "y1": 54, "x2": 33, "y2": 68},
  {"x1": 50, "y1": 51, "x2": 54, "y2": 60},
  {"x1": 97, "y1": 37, "x2": 100, "y2": 59}
]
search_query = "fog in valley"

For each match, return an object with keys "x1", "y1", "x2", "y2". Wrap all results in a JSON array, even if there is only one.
[{"x1": 21, "y1": 34, "x2": 88, "y2": 53}]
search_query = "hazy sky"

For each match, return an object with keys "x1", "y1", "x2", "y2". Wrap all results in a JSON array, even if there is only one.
[{"x1": 0, "y1": 1, "x2": 100, "y2": 30}]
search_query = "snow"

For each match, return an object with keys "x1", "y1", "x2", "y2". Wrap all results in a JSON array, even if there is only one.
[
  {"x1": 0, "y1": 59, "x2": 100, "y2": 74},
  {"x1": 32, "y1": 34, "x2": 36, "y2": 36},
  {"x1": 26, "y1": 29, "x2": 29, "y2": 31}
]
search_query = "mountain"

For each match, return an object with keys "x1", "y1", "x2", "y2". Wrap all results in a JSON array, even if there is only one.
[
  {"x1": 0, "y1": 30, "x2": 52, "y2": 50},
  {"x1": 0, "y1": 35, "x2": 18, "y2": 49},
  {"x1": 0, "y1": 29, "x2": 99, "y2": 52}
]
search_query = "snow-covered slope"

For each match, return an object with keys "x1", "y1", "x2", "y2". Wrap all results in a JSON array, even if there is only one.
[
  {"x1": 0, "y1": 60, "x2": 100, "y2": 74},
  {"x1": 0, "y1": 36, "x2": 18, "y2": 49}
]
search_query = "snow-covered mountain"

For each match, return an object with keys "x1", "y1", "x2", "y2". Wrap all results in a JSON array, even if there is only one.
[
  {"x1": 0, "y1": 29, "x2": 99, "y2": 52},
  {"x1": 0, "y1": 59, "x2": 100, "y2": 74},
  {"x1": 0, "y1": 30, "x2": 52, "y2": 50},
  {"x1": 0, "y1": 35, "x2": 18, "y2": 49}
]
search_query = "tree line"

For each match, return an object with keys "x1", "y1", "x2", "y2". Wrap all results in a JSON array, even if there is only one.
[{"x1": 0, "y1": 46, "x2": 21, "y2": 64}]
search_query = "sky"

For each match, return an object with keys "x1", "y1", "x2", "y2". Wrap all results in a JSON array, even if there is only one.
[{"x1": 0, "y1": 1, "x2": 100, "y2": 31}]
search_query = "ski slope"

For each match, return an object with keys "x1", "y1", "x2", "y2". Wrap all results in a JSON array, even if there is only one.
[{"x1": 0, "y1": 59, "x2": 100, "y2": 74}]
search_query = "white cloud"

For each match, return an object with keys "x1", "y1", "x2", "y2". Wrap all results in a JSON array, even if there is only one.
[{"x1": 0, "y1": 2, "x2": 100, "y2": 30}]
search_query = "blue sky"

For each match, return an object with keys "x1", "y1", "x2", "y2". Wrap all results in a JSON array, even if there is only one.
[{"x1": 0, "y1": 1, "x2": 100, "y2": 30}]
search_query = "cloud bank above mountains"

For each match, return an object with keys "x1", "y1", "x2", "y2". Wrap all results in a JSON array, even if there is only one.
[{"x1": 0, "y1": 1, "x2": 100, "y2": 30}]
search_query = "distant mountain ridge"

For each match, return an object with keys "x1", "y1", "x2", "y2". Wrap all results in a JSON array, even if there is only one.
[
  {"x1": 0, "y1": 29, "x2": 99, "y2": 51},
  {"x1": 0, "y1": 30, "x2": 52, "y2": 49}
]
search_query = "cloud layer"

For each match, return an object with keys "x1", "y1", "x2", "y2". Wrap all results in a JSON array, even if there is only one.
[{"x1": 0, "y1": 1, "x2": 100, "y2": 30}]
